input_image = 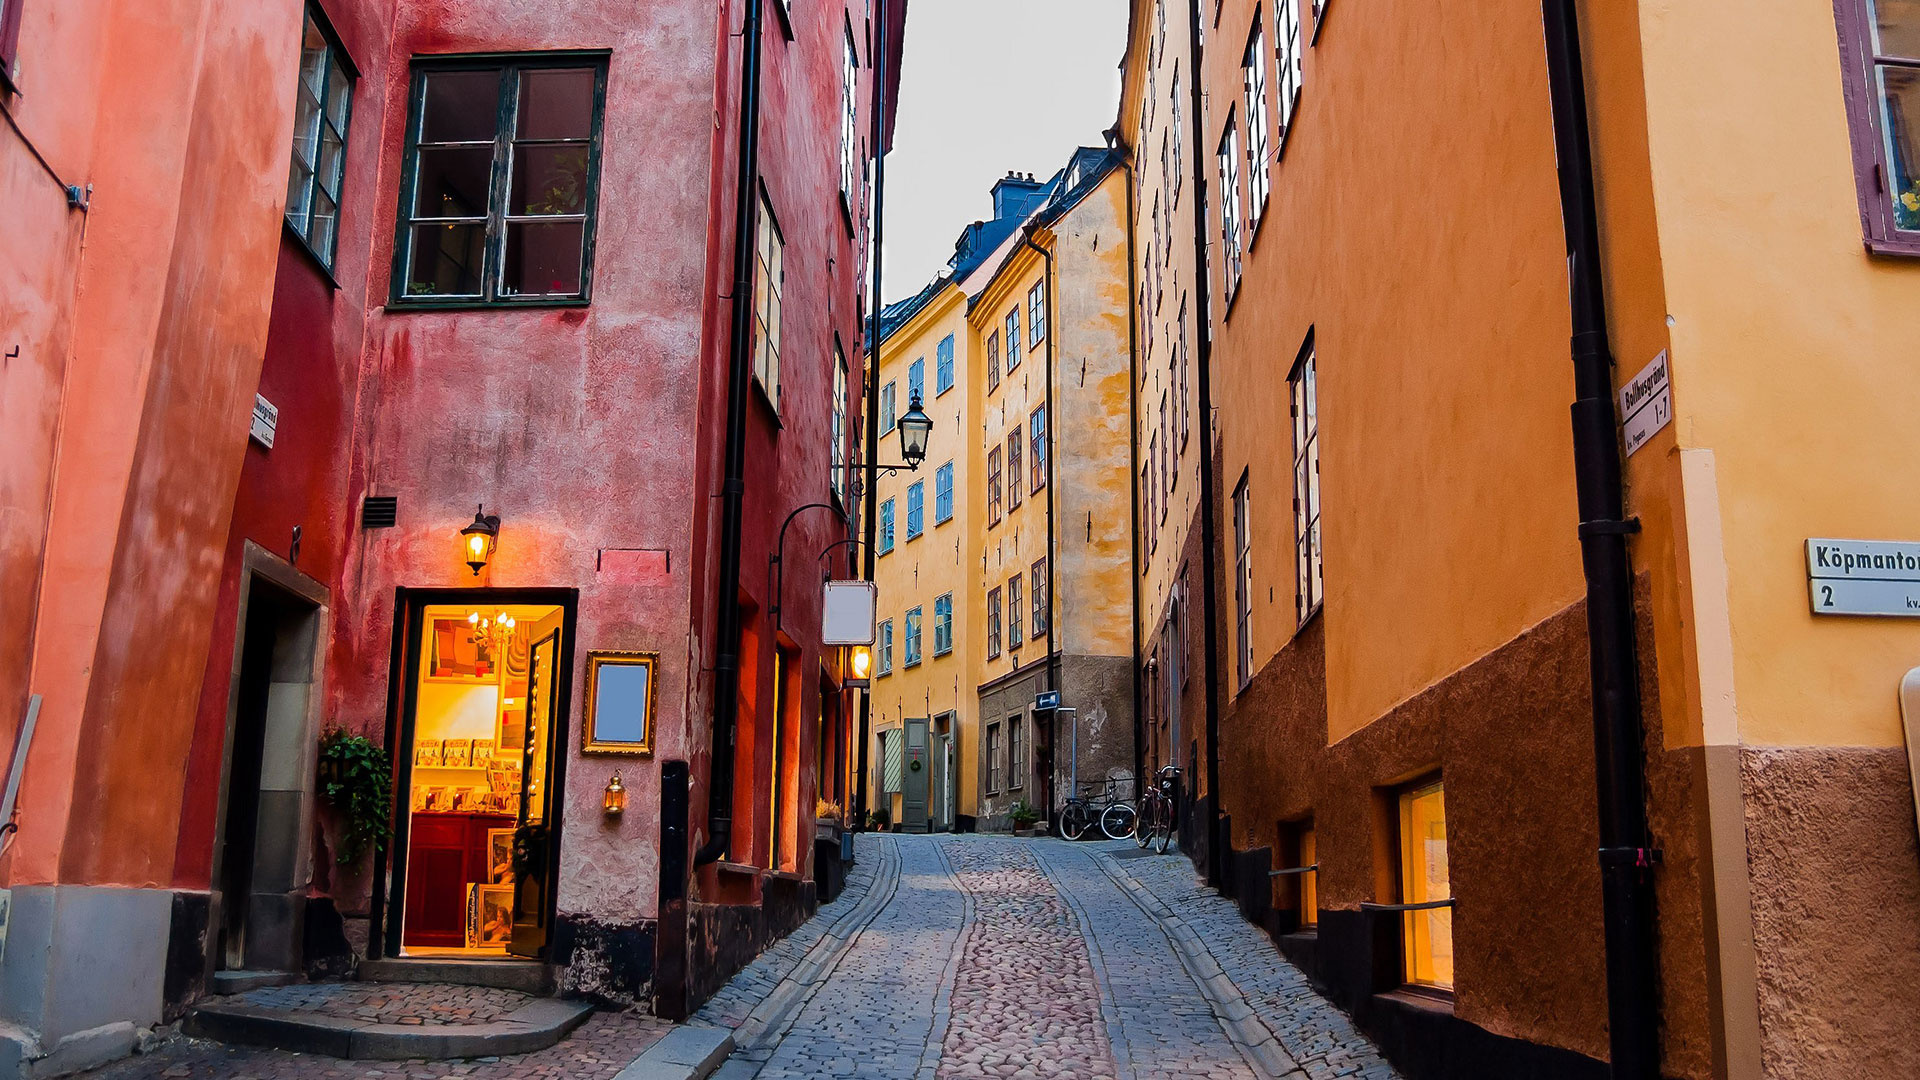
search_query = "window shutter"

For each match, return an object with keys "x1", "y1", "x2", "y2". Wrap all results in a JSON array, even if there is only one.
[{"x1": 882, "y1": 730, "x2": 904, "y2": 793}]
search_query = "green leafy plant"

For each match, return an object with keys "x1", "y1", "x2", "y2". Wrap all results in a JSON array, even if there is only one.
[
  {"x1": 1008, "y1": 800, "x2": 1041, "y2": 828},
  {"x1": 866, "y1": 807, "x2": 890, "y2": 830},
  {"x1": 318, "y1": 730, "x2": 392, "y2": 865}
]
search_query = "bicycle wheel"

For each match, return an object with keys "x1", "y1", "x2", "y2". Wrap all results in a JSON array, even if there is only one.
[
  {"x1": 1100, "y1": 802, "x2": 1138, "y2": 841},
  {"x1": 1134, "y1": 796, "x2": 1156, "y2": 848},
  {"x1": 1153, "y1": 807, "x2": 1174, "y2": 854},
  {"x1": 1059, "y1": 801, "x2": 1092, "y2": 841}
]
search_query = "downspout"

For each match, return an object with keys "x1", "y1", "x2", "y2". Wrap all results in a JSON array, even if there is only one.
[
  {"x1": 1016, "y1": 228, "x2": 1058, "y2": 807},
  {"x1": 1185, "y1": 0, "x2": 1226, "y2": 887},
  {"x1": 856, "y1": 0, "x2": 889, "y2": 832},
  {"x1": 1541, "y1": 1, "x2": 1661, "y2": 1075},
  {"x1": 698, "y1": 0, "x2": 768, "y2": 867},
  {"x1": 1117, "y1": 152, "x2": 1146, "y2": 794}
]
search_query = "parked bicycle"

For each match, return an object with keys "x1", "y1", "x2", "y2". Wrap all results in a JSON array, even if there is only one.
[
  {"x1": 1133, "y1": 764, "x2": 1181, "y2": 853},
  {"x1": 1056, "y1": 778, "x2": 1137, "y2": 841}
]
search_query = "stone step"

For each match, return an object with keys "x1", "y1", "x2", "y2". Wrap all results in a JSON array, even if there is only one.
[
  {"x1": 210, "y1": 969, "x2": 302, "y2": 995},
  {"x1": 357, "y1": 957, "x2": 558, "y2": 994},
  {"x1": 184, "y1": 994, "x2": 594, "y2": 1061}
]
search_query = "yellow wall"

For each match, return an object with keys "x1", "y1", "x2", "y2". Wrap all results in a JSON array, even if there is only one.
[{"x1": 869, "y1": 284, "x2": 980, "y2": 819}]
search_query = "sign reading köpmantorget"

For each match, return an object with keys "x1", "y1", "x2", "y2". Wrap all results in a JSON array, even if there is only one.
[{"x1": 1806, "y1": 539, "x2": 1920, "y2": 617}]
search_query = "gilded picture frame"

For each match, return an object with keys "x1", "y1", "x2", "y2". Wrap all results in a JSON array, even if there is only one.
[{"x1": 582, "y1": 651, "x2": 656, "y2": 756}]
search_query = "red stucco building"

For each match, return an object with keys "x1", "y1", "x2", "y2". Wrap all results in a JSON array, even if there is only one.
[{"x1": 2, "y1": 0, "x2": 901, "y2": 1071}]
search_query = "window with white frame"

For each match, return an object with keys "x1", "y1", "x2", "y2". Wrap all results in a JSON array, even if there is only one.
[
  {"x1": 988, "y1": 587, "x2": 1003, "y2": 658},
  {"x1": 907, "y1": 481, "x2": 924, "y2": 539},
  {"x1": 1219, "y1": 117, "x2": 1244, "y2": 297},
  {"x1": 987, "y1": 331, "x2": 1002, "y2": 391},
  {"x1": 905, "y1": 606, "x2": 923, "y2": 666},
  {"x1": 1233, "y1": 473, "x2": 1254, "y2": 688},
  {"x1": 1029, "y1": 405, "x2": 1048, "y2": 492},
  {"x1": 832, "y1": 344, "x2": 849, "y2": 506},
  {"x1": 1005, "y1": 308, "x2": 1022, "y2": 371},
  {"x1": 935, "y1": 462, "x2": 954, "y2": 524},
  {"x1": 1009, "y1": 574, "x2": 1024, "y2": 647},
  {"x1": 877, "y1": 618, "x2": 893, "y2": 674},
  {"x1": 1030, "y1": 559, "x2": 1048, "y2": 638},
  {"x1": 1244, "y1": 18, "x2": 1272, "y2": 227},
  {"x1": 880, "y1": 380, "x2": 896, "y2": 431},
  {"x1": 936, "y1": 334, "x2": 955, "y2": 395},
  {"x1": 1278, "y1": 0, "x2": 1304, "y2": 134},
  {"x1": 753, "y1": 193, "x2": 784, "y2": 408},
  {"x1": 879, "y1": 498, "x2": 894, "y2": 554},
  {"x1": 841, "y1": 23, "x2": 860, "y2": 203},
  {"x1": 1027, "y1": 282, "x2": 1046, "y2": 346},
  {"x1": 1291, "y1": 341, "x2": 1323, "y2": 620},
  {"x1": 934, "y1": 593, "x2": 954, "y2": 655}
]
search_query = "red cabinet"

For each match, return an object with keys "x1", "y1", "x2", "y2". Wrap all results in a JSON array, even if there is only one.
[{"x1": 402, "y1": 812, "x2": 516, "y2": 949}]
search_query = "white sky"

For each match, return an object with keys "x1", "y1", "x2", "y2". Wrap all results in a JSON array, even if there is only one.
[{"x1": 882, "y1": 0, "x2": 1128, "y2": 303}]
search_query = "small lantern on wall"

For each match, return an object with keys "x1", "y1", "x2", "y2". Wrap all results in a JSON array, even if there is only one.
[
  {"x1": 603, "y1": 773, "x2": 627, "y2": 817},
  {"x1": 846, "y1": 644, "x2": 873, "y2": 689},
  {"x1": 459, "y1": 504, "x2": 500, "y2": 575}
]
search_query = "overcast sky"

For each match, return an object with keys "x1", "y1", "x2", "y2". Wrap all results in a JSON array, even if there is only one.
[{"x1": 883, "y1": 1, "x2": 1128, "y2": 303}]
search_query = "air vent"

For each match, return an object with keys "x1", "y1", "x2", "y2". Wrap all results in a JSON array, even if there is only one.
[{"x1": 362, "y1": 495, "x2": 398, "y2": 529}]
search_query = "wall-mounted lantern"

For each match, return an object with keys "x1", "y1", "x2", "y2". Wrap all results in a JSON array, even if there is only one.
[
  {"x1": 603, "y1": 772, "x2": 627, "y2": 817},
  {"x1": 460, "y1": 504, "x2": 500, "y2": 575},
  {"x1": 846, "y1": 644, "x2": 873, "y2": 689},
  {"x1": 897, "y1": 393, "x2": 933, "y2": 470}
]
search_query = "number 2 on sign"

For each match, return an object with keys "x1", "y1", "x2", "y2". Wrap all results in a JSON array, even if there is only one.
[{"x1": 1821, "y1": 585, "x2": 1835, "y2": 608}]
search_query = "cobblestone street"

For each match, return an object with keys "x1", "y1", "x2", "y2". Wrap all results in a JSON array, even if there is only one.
[{"x1": 699, "y1": 835, "x2": 1397, "y2": 1080}]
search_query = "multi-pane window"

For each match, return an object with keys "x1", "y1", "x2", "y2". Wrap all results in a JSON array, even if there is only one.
[
  {"x1": 1159, "y1": 393, "x2": 1171, "y2": 512},
  {"x1": 1027, "y1": 283, "x2": 1046, "y2": 346},
  {"x1": 1005, "y1": 309, "x2": 1022, "y2": 371},
  {"x1": 1233, "y1": 475, "x2": 1254, "y2": 689},
  {"x1": 841, "y1": 24, "x2": 860, "y2": 202},
  {"x1": 832, "y1": 345, "x2": 849, "y2": 506},
  {"x1": 935, "y1": 462, "x2": 955, "y2": 524},
  {"x1": 987, "y1": 587, "x2": 1003, "y2": 658},
  {"x1": 987, "y1": 447, "x2": 1004, "y2": 525},
  {"x1": 1030, "y1": 559, "x2": 1049, "y2": 639},
  {"x1": 1029, "y1": 405, "x2": 1048, "y2": 492},
  {"x1": 1839, "y1": 1, "x2": 1920, "y2": 249},
  {"x1": 287, "y1": 7, "x2": 353, "y2": 269},
  {"x1": 904, "y1": 607, "x2": 923, "y2": 666},
  {"x1": 1244, "y1": 20, "x2": 1271, "y2": 227},
  {"x1": 396, "y1": 57, "x2": 605, "y2": 304},
  {"x1": 1178, "y1": 299, "x2": 1191, "y2": 446},
  {"x1": 1398, "y1": 779, "x2": 1453, "y2": 990},
  {"x1": 987, "y1": 332, "x2": 1002, "y2": 392},
  {"x1": 1007, "y1": 430, "x2": 1024, "y2": 510},
  {"x1": 753, "y1": 195, "x2": 785, "y2": 408},
  {"x1": 908, "y1": 357, "x2": 924, "y2": 407},
  {"x1": 1218, "y1": 116, "x2": 1244, "y2": 295},
  {"x1": 906, "y1": 481, "x2": 925, "y2": 539},
  {"x1": 877, "y1": 618, "x2": 893, "y2": 674},
  {"x1": 936, "y1": 334, "x2": 955, "y2": 395},
  {"x1": 1277, "y1": 0, "x2": 1304, "y2": 134},
  {"x1": 1143, "y1": 440, "x2": 1157, "y2": 556},
  {"x1": 934, "y1": 593, "x2": 954, "y2": 655},
  {"x1": 880, "y1": 380, "x2": 897, "y2": 431},
  {"x1": 1171, "y1": 72, "x2": 1184, "y2": 200},
  {"x1": 1008, "y1": 574, "x2": 1024, "y2": 647},
  {"x1": 1291, "y1": 345, "x2": 1323, "y2": 620},
  {"x1": 1008, "y1": 716, "x2": 1024, "y2": 786},
  {"x1": 879, "y1": 498, "x2": 895, "y2": 554},
  {"x1": 986, "y1": 723, "x2": 1003, "y2": 792}
]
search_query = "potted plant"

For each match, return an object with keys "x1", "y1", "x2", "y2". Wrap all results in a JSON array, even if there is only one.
[
  {"x1": 1008, "y1": 800, "x2": 1042, "y2": 837},
  {"x1": 866, "y1": 807, "x2": 891, "y2": 832},
  {"x1": 816, "y1": 798, "x2": 844, "y2": 841}
]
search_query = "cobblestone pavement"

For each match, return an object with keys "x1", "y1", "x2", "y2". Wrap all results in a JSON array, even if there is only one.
[
  {"x1": 706, "y1": 834, "x2": 1400, "y2": 1080},
  {"x1": 228, "y1": 983, "x2": 532, "y2": 1025},
  {"x1": 79, "y1": 1011, "x2": 671, "y2": 1080}
]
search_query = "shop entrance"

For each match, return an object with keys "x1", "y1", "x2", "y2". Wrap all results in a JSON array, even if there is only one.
[{"x1": 382, "y1": 590, "x2": 573, "y2": 960}]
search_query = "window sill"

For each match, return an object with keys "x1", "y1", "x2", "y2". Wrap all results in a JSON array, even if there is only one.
[
  {"x1": 1376, "y1": 986, "x2": 1455, "y2": 1013},
  {"x1": 1865, "y1": 234, "x2": 1920, "y2": 258},
  {"x1": 283, "y1": 221, "x2": 342, "y2": 290},
  {"x1": 1283, "y1": 602, "x2": 1322, "y2": 649},
  {"x1": 387, "y1": 296, "x2": 591, "y2": 312}
]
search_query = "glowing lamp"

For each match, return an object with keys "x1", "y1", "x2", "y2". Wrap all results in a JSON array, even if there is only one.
[
  {"x1": 459, "y1": 505, "x2": 500, "y2": 575},
  {"x1": 603, "y1": 773, "x2": 627, "y2": 817},
  {"x1": 847, "y1": 645, "x2": 873, "y2": 688},
  {"x1": 897, "y1": 393, "x2": 933, "y2": 470}
]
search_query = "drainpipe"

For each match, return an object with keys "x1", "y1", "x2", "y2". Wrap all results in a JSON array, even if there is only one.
[
  {"x1": 1541, "y1": 1, "x2": 1661, "y2": 1075},
  {"x1": 1117, "y1": 151, "x2": 1146, "y2": 796},
  {"x1": 1016, "y1": 229, "x2": 1058, "y2": 810},
  {"x1": 855, "y1": 0, "x2": 890, "y2": 833},
  {"x1": 1184, "y1": 0, "x2": 1226, "y2": 888},
  {"x1": 698, "y1": 0, "x2": 769, "y2": 868}
]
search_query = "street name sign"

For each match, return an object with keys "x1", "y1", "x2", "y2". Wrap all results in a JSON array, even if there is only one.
[
  {"x1": 1806, "y1": 538, "x2": 1920, "y2": 617},
  {"x1": 250, "y1": 394, "x2": 279, "y2": 449},
  {"x1": 1619, "y1": 350, "x2": 1671, "y2": 459}
]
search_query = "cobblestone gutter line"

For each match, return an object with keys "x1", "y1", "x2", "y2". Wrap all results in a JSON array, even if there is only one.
[
  {"x1": 934, "y1": 840, "x2": 1116, "y2": 1080},
  {"x1": 913, "y1": 839, "x2": 971, "y2": 1080},
  {"x1": 1091, "y1": 849, "x2": 1401, "y2": 1080}
]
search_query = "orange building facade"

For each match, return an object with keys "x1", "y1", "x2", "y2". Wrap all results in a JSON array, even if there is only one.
[{"x1": 1126, "y1": 0, "x2": 1920, "y2": 1077}]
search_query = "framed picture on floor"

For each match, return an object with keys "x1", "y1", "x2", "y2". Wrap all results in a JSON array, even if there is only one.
[
  {"x1": 467, "y1": 883, "x2": 514, "y2": 949},
  {"x1": 428, "y1": 617, "x2": 495, "y2": 681},
  {"x1": 487, "y1": 828, "x2": 515, "y2": 884}
]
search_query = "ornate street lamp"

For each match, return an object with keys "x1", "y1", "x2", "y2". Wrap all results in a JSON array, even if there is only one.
[
  {"x1": 896, "y1": 393, "x2": 932, "y2": 470},
  {"x1": 459, "y1": 505, "x2": 500, "y2": 576}
]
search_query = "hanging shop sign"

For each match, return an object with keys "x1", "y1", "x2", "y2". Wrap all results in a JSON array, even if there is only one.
[
  {"x1": 822, "y1": 580, "x2": 878, "y2": 645},
  {"x1": 1806, "y1": 538, "x2": 1920, "y2": 617},
  {"x1": 1618, "y1": 350, "x2": 1671, "y2": 459}
]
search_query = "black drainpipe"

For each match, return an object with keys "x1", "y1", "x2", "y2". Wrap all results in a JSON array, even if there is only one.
[
  {"x1": 1117, "y1": 149, "x2": 1145, "y2": 795},
  {"x1": 1184, "y1": 0, "x2": 1226, "y2": 888},
  {"x1": 1541, "y1": 1, "x2": 1661, "y2": 1075},
  {"x1": 698, "y1": 0, "x2": 768, "y2": 868},
  {"x1": 1017, "y1": 228, "x2": 1058, "y2": 809},
  {"x1": 856, "y1": 0, "x2": 889, "y2": 833}
]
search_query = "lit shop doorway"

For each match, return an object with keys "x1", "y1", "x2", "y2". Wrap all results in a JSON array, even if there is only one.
[{"x1": 379, "y1": 589, "x2": 574, "y2": 960}]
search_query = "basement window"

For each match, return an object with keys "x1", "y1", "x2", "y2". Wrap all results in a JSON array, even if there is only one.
[
  {"x1": 1397, "y1": 778, "x2": 1453, "y2": 991},
  {"x1": 393, "y1": 53, "x2": 607, "y2": 306}
]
